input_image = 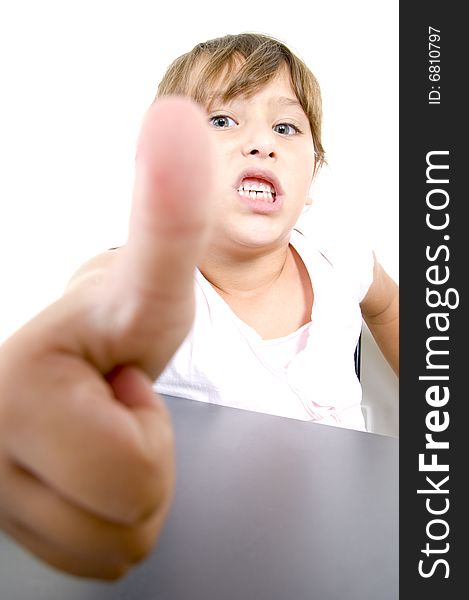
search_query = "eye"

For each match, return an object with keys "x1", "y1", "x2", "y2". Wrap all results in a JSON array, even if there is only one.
[
  {"x1": 209, "y1": 115, "x2": 237, "y2": 129},
  {"x1": 273, "y1": 123, "x2": 301, "y2": 136}
]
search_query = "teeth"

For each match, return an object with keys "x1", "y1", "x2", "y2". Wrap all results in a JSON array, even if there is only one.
[
  {"x1": 238, "y1": 189, "x2": 275, "y2": 203},
  {"x1": 238, "y1": 178, "x2": 275, "y2": 194}
]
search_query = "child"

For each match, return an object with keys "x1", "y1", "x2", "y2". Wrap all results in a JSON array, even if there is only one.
[
  {"x1": 73, "y1": 32, "x2": 398, "y2": 431},
  {"x1": 0, "y1": 32, "x2": 398, "y2": 579}
]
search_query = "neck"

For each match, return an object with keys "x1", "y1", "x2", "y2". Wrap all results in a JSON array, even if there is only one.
[{"x1": 199, "y1": 243, "x2": 291, "y2": 299}]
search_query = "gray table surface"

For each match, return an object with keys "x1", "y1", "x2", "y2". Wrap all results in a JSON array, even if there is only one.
[{"x1": 0, "y1": 395, "x2": 398, "y2": 600}]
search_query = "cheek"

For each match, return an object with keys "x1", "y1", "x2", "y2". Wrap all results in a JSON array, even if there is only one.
[
  {"x1": 212, "y1": 145, "x2": 236, "y2": 188},
  {"x1": 286, "y1": 143, "x2": 315, "y2": 188},
  {"x1": 298, "y1": 158, "x2": 315, "y2": 191},
  {"x1": 290, "y1": 169, "x2": 313, "y2": 198}
]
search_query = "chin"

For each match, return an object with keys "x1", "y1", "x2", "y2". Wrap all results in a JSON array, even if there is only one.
[{"x1": 230, "y1": 225, "x2": 290, "y2": 253}]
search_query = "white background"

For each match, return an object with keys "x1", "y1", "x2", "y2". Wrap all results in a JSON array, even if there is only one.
[{"x1": 0, "y1": 1, "x2": 398, "y2": 433}]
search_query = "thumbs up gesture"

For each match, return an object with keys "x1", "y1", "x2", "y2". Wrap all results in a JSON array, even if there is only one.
[{"x1": 0, "y1": 97, "x2": 213, "y2": 579}]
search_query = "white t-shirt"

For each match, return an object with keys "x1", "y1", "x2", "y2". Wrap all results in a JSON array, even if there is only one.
[{"x1": 154, "y1": 228, "x2": 374, "y2": 431}]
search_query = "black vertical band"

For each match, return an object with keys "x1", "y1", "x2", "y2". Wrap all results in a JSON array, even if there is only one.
[{"x1": 400, "y1": 2, "x2": 465, "y2": 596}]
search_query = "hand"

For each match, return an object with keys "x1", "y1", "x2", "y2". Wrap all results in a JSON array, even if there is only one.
[{"x1": 0, "y1": 97, "x2": 213, "y2": 579}]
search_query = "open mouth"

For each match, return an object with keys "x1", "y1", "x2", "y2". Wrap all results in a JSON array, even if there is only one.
[
  {"x1": 237, "y1": 177, "x2": 277, "y2": 203},
  {"x1": 234, "y1": 169, "x2": 283, "y2": 213}
]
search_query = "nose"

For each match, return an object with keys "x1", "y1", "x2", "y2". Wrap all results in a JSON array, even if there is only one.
[{"x1": 242, "y1": 129, "x2": 277, "y2": 160}]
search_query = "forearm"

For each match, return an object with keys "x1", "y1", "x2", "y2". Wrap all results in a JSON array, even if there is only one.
[
  {"x1": 364, "y1": 296, "x2": 399, "y2": 377},
  {"x1": 360, "y1": 256, "x2": 399, "y2": 376}
]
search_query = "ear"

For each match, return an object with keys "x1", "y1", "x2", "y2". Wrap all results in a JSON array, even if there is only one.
[
  {"x1": 305, "y1": 179, "x2": 314, "y2": 206},
  {"x1": 301, "y1": 196, "x2": 313, "y2": 215}
]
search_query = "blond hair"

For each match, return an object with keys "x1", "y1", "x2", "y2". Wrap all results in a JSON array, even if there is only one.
[{"x1": 155, "y1": 33, "x2": 325, "y2": 168}]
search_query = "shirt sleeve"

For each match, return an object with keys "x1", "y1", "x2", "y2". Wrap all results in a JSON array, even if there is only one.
[{"x1": 296, "y1": 212, "x2": 375, "y2": 303}]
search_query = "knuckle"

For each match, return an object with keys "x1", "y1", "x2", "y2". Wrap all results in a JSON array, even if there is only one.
[
  {"x1": 119, "y1": 436, "x2": 174, "y2": 525},
  {"x1": 126, "y1": 528, "x2": 158, "y2": 565},
  {"x1": 125, "y1": 462, "x2": 171, "y2": 525},
  {"x1": 97, "y1": 563, "x2": 131, "y2": 581},
  {"x1": 111, "y1": 508, "x2": 167, "y2": 567}
]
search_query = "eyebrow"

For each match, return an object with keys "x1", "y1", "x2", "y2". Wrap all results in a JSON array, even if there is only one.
[
  {"x1": 207, "y1": 93, "x2": 303, "y2": 110},
  {"x1": 273, "y1": 96, "x2": 302, "y2": 108}
]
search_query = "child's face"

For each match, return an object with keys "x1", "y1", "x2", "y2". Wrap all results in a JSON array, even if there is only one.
[{"x1": 203, "y1": 65, "x2": 315, "y2": 254}]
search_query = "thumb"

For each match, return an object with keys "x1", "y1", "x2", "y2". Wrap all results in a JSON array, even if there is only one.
[{"x1": 92, "y1": 96, "x2": 213, "y2": 378}]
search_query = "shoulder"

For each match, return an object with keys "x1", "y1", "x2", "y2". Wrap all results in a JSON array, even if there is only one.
[
  {"x1": 293, "y1": 225, "x2": 374, "y2": 301},
  {"x1": 360, "y1": 258, "x2": 399, "y2": 319}
]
